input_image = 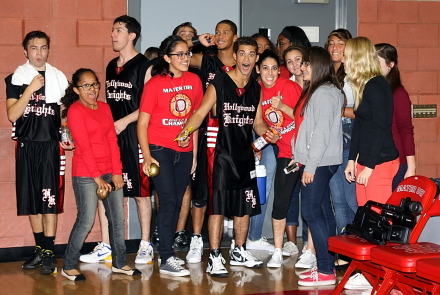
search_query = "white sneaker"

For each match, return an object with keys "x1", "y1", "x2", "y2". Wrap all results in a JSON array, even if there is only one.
[
  {"x1": 302, "y1": 242, "x2": 308, "y2": 254},
  {"x1": 158, "y1": 256, "x2": 185, "y2": 265},
  {"x1": 229, "y1": 239, "x2": 235, "y2": 256},
  {"x1": 344, "y1": 273, "x2": 373, "y2": 290},
  {"x1": 186, "y1": 235, "x2": 203, "y2": 263},
  {"x1": 135, "y1": 241, "x2": 154, "y2": 264},
  {"x1": 79, "y1": 242, "x2": 112, "y2": 263},
  {"x1": 230, "y1": 246, "x2": 263, "y2": 268},
  {"x1": 246, "y1": 237, "x2": 275, "y2": 251},
  {"x1": 206, "y1": 250, "x2": 228, "y2": 277},
  {"x1": 282, "y1": 241, "x2": 299, "y2": 256},
  {"x1": 267, "y1": 248, "x2": 283, "y2": 268},
  {"x1": 223, "y1": 217, "x2": 229, "y2": 227},
  {"x1": 228, "y1": 218, "x2": 234, "y2": 229},
  {"x1": 295, "y1": 249, "x2": 317, "y2": 268}
]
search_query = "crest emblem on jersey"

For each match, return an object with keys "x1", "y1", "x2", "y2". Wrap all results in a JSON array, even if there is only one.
[
  {"x1": 236, "y1": 88, "x2": 245, "y2": 97},
  {"x1": 264, "y1": 107, "x2": 284, "y2": 127},
  {"x1": 170, "y1": 93, "x2": 192, "y2": 118},
  {"x1": 223, "y1": 65, "x2": 233, "y2": 72}
]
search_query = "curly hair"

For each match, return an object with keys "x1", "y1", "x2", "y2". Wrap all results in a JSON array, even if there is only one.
[{"x1": 61, "y1": 68, "x2": 99, "y2": 118}]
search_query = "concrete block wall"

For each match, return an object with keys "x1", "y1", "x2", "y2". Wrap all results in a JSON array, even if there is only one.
[
  {"x1": 358, "y1": 0, "x2": 440, "y2": 178},
  {"x1": 0, "y1": 0, "x2": 127, "y2": 248}
]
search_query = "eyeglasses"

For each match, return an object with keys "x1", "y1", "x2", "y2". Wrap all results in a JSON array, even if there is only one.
[
  {"x1": 77, "y1": 82, "x2": 101, "y2": 91},
  {"x1": 300, "y1": 62, "x2": 311, "y2": 67},
  {"x1": 168, "y1": 51, "x2": 193, "y2": 60}
]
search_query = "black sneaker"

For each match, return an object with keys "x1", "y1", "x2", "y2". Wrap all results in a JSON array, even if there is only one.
[
  {"x1": 173, "y1": 230, "x2": 190, "y2": 248},
  {"x1": 152, "y1": 226, "x2": 159, "y2": 245},
  {"x1": 22, "y1": 246, "x2": 43, "y2": 270},
  {"x1": 40, "y1": 250, "x2": 57, "y2": 274}
]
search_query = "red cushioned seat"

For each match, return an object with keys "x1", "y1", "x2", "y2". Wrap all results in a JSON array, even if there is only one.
[
  {"x1": 370, "y1": 242, "x2": 440, "y2": 273},
  {"x1": 417, "y1": 258, "x2": 440, "y2": 283},
  {"x1": 329, "y1": 176, "x2": 438, "y2": 295}
]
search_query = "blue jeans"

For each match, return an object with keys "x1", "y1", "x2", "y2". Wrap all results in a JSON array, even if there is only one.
[
  {"x1": 248, "y1": 143, "x2": 276, "y2": 241},
  {"x1": 64, "y1": 173, "x2": 126, "y2": 270},
  {"x1": 392, "y1": 163, "x2": 408, "y2": 192},
  {"x1": 150, "y1": 145, "x2": 193, "y2": 263},
  {"x1": 329, "y1": 149, "x2": 358, "y2": 234},
  {"x1": 301, "y1": 165, "x2": 338, "y2": 275}
]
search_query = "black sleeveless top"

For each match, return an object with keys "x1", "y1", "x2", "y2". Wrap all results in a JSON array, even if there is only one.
[
  {"x1": 106, "y1": 54, "x2": 151, "y2": 123},
  {"x1": 211, "y1": 73, "x2": 261, "y2": 190},
  {"x1": 5, "y1": 72, "x2": 61, "y2": 141}
]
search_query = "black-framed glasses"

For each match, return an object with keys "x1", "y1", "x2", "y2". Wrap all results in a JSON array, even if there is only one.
[
  {"x1": 168, "y1": 51, "x2": 193, "y2": 60},
  {"x1": 276, "y1": 42, "x2": 286, "y2": 48},
  {"x1": 300, "y1": 62, "x2": 311, "y2": 67},
  {"x1": 77, "y1": 82, "x2": 101, "y2": 91}
]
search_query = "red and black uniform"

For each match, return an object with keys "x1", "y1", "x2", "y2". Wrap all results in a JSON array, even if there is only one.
[
  {"x1": 193, "y1": 53, "x2": 234, "y2": 208},
  {"x1": 106, "y1": 53, "x2": 151, "y2": 198},
  {"x1": 209, "y1": 73, "x2": 262, "y2": 217},
  {"x1": 5, "y1": 72, "x2": 65, "y2": 215}
]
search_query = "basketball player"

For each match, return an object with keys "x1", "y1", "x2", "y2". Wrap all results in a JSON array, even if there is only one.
[
  {"x1": 177, "y1": 37, "x2": 279, "y2": 277},
  {"x1": 5, "y1": 30, "x2": 71, "y2": 274}
]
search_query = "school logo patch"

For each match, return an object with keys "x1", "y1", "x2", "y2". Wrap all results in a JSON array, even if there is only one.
[{"x1": 170, "y1": 93, "x2": 192, "y2": 118}]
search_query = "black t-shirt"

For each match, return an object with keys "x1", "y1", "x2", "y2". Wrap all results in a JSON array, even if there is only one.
[
  {"x1": 5, "y1": 72, "x2": 61, "y2": 141},
  {"x1": 106, "y1": 54, "x2": 151, "y2": 123},
  {"x1": 211, "y1": 73, "x2": 261, "y2": 190}
]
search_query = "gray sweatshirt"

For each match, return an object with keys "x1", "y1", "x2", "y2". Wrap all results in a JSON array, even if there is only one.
[{"x1": 292, "y1": 83, "x2": 344, "y2": 175}]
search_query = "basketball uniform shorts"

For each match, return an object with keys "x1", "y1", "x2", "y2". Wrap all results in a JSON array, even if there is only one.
[
  {"x1": 210, "y1": 185, "x2": 261, "y2": 218},
  {"x1": 16, "y1": 139, "x2": 65, "y2": 215},
  {"x1": 118, "y1": 124, "x2": 150, "y2": 198}
]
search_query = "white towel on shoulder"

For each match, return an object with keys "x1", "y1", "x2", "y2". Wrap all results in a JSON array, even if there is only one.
[{"x1": 11, "y1": 60, "x2": 68, "y2": 104}]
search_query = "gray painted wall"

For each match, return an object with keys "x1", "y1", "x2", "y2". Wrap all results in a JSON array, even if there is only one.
[
  {"x1": 241, "y1": 0, "x2": 357, "y2": 47},
  {"x1": 138, "y1": 0, "x2": 241, "y2": 53}
]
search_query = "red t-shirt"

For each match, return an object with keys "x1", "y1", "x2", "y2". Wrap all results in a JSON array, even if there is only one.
[
  {"x1": 68, "y1": 101, "x2": 123, "y2": 178},
  {"x1": 140, "y1": 71, "x2": 203, "y2": 152},
  {"x1": 280, "y1": 65, "x2": 292, "y2": 79},
  {"x1": 261, "y1": 77, "x2": 302, "y2": 159}
]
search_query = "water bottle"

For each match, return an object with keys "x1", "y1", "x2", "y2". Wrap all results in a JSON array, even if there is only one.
[
  {"x1": 255, "y1": 157, "x2": 267, "y2": 205},
  {"x1": 61, "y1": 123, "x2": 71, "y2": 145}
]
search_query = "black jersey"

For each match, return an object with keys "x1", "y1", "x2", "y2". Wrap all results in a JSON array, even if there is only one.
[
  {"x1": 5, "y1": 72, "x2": 61, "y2": 141},
  {"x1": 210, "y1": 73, "x2": 261, "y2": 190},
  {"x1": 200, "y1": 53, "x2": 234, "y2": 91},
  {"x1": 106, "y1": 53, "x2": 151, "y2": 121}
]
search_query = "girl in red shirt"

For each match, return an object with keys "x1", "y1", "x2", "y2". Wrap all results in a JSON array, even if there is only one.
[
  {"x1": 256, "y1": 50, "x2": 302, "y2": 268},
  {"x1": 138, "y1": 35, "x2": 203, "y2": 276},
  {"x1": 61, "y1": 68, "x2": 140, "y2": 281}
]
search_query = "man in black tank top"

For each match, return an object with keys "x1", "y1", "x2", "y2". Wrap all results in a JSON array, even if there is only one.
[
  {"x1": 177, "y1": 38, "x2": 279, "y2": 277},
  {"x1": 5, "y1": 31, "x2": 71, "y2": 274},
  {"x1": 183, "y1": 20, "x2": 238, "y2": 264},
  {"x1": 79, "y1": 16, "x2": 154, "y2": 266}
]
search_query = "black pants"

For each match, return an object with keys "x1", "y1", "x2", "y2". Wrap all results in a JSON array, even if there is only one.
[{"x1": 272, "y1": 157, "x2": 300, "y2": 220}]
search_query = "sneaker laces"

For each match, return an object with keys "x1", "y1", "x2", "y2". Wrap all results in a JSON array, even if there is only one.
[
  {"x1": 260, "y1": 236, "x2": 268, "y2": 243},
  {"x1": 189, "y1": 237, "x2": 202, "y2": 253},
  {"x1": 168, "y1": 257, "x2": 184, "y2": 271},
  {"x1": 212, "y1": 254, "x2": 226, "y2": 270},
  {"x1": 91, "y1": 242, "x2": 104, "y2": 254},
  {"x1": 310, "y1": 266, "x2": 319, "y2": 282},
  {"x1": 138, "y1": 242, "x2": 151, "y2": 256}
]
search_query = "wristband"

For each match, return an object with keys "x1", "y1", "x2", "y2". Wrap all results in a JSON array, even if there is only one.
[{"x1": 191, "y1": 36, "x2": 201, "y2": 47}]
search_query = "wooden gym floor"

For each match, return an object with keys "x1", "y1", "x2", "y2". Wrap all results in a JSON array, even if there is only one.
[{"x1": 0, "y1": 245, "x2": 358, "y2": 295}]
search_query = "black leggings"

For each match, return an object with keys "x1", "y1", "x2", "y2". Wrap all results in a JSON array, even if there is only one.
[{"x1": 272, "y1": 157, "x2": 300, "y2": 220}]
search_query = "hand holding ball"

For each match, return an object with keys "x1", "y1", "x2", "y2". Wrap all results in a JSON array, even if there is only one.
[
  {"x1": 149, "y1": 163, "x2": 160, "y2": 178},
  {"x1": 96, "y1": 182, "x2": 116, "y2": 199}
]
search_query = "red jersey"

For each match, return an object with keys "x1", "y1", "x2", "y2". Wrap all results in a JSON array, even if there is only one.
[
  {"x1": 279, "y1": 65, "x2": 292, "y2": 79},
  {"x1": 262, "y1": 77, "x2": 301, "y2": 159},
  {"x1": 140, "y1": 71, "x2": 203, "y2": 152}
]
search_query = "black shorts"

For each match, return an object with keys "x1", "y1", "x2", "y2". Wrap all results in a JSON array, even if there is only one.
[
  {"x1": 118, "y1": 124, "x2": 150, "y2": 198},
  {"x1": 16, "y1": 139, "x2": 64, "y2": 215},
  {"x1": 210, "y1": 185, "x2": 261, "y2": 218}
]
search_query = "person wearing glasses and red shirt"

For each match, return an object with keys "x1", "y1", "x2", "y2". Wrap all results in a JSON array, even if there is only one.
[{"x1": 138, "y1": 35, "x2": 203, "y2": 277}]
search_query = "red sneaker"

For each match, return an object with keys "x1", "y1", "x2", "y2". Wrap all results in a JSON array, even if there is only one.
[
  {"x1": 299, "y1": 267, "x2": 336, "y2": 279},
  {"x1": 298, "y1": 269, "x2": 336, "y2": 286}
]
